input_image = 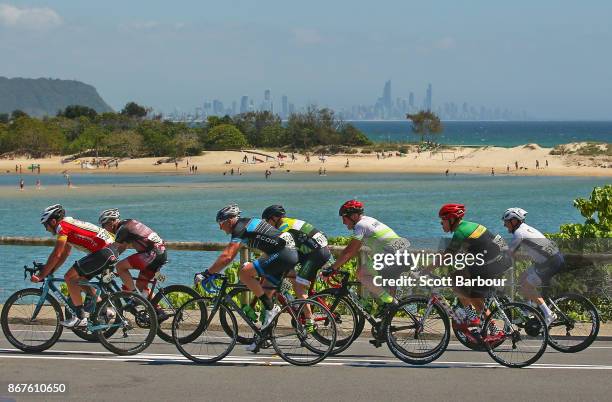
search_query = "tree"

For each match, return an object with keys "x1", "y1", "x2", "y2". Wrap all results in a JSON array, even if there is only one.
[
  {"x1": 101, "y1": 130, "x2": 145, "y2": 158},
  {"x1": 206, "y1": 115, "x2": 233, "y2": 129},
  {"x1": 407, "y1": 110, "x2": 443, "y2": 143},
  {"x1": 121, "y1": 102, "x2": 148, "y2": 118},
  {"x1": 205, "y1": 124, "x2": 248, "y2": 150},
  {"x1": 556, "y1": 185, "x2": 612, "y2": 244},
  {"x1": 0, "y1": 113, "x2": 8, "y2": 124},
  {"x1": 58, "y1": 105, "x2": 98, "y2": 119},
  {"x1": 233, "y1": 111, "x2": 281, "y2": 147},
  {"x1": 339, "y1": 123, "x2": 372, "y2": 146},
  {"x1": 11, "y1": 110, "x2": 29, "y2": 120},
  {"x1": 173, "y1": 132, "x2": 202, "y2": 156}
]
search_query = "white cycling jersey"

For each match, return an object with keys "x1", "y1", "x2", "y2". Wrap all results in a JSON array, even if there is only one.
[
  {"x1": 352, "y1": 216, "x2": 408, "y2": 256},
  {"x1": 509, "y1": 223, "x2": 559, "y2": 264}
]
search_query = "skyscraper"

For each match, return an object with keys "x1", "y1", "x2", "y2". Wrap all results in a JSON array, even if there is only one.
[
  {"x1": 382, "y1": 80, "x2": 392, "y2": 116},
  {"x1": 262, "y1": 89, "x2": 272, "y2": 112},
  {"x1": 281, "y1": 95, "x2": 288, "y2": 119},
  {"x1": 409, "y1": 92, "x2": 415, "y2": 109},
  {"x1": 240, "y1": 96, "x2": 249, "y2": 114},
  {"x1": 424, "y1": 83, "x2": 432, "y2": 111}
]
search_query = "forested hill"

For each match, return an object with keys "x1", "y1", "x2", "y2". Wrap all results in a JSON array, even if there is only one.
[{"x1": 0, "y1": 77, "x2": 113, "y2": 116}]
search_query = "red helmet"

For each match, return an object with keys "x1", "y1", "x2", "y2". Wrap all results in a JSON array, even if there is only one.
[
  {"x1": 439, "y1": 203, "x2": 465, "y2": 220},
  {"x1": 339, "y1": 199, "x2": 364, "y2": 216}
]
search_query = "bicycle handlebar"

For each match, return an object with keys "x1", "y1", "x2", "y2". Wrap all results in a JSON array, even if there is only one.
[{"x1": 23, "y1": 261, "x2": 44, "y2": 280}]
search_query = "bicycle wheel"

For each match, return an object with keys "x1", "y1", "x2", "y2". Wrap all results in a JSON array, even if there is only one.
[
  {"x1": 219, "y1": 287, "x2": 260, "y2": 345},
  {"x1": 309, "y1": 290, "x2": 361, "y2": 355},
  {"x1": 1, "y1": 288, "x2": 63, "y2": 353},
  {"x1": 484, "y1": 302, "x2": 547, "y2": 368},
  {"x1": 151, "y1": 284, "x2": 201, "y2": 343},
  {"x1": 547, "y1": 293, "x2": 600, "y2": 353},
  {"x1": 271, "y1": 299, "x2": 336, "y2": 366},
  {"x1": 173, "y1": 298, "x2": 237, "y2": 364},
  {"x1": 95, "y1": 291, "x2": 158, "y2": 355},
  {"x1": 385, "y1": 296, "x2": 450, "y2": 365}
]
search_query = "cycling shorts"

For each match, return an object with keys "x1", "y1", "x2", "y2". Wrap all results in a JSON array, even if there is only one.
[
  {"x1": 253, "y1": 248, "x2": 299, "y2": 286},
  {"x1": 296, "y1": 247, "x2": 332, "y2": 286},
  {"x1": 127, "y1": 249, "x2": 168, "y2": 282},
  {"x1": 73, "y1": 247, "x2": 119, "y2": 279},
  {"x1": 461, "y1": 253, "x2": 513, "y2": 297},
  {"x1": 526, "y1": 254, "x2": 565, "y2": 287}
]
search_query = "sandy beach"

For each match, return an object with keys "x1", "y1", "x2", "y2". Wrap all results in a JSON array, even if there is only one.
[{"x1": 1, "y1": 143, "x2": 610, "y2": 178}]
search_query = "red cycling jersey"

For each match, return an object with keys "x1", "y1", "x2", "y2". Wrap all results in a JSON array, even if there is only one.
[{"x1": 55, "y1": 217, "x2": 114, "y2": 253}]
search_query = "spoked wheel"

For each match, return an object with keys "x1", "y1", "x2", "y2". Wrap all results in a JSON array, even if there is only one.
[
  {"x1": 309, "y1": 290, "x2": 362, "y2": 355},
  {"x1": 219, "y1": 287, "x2": 260, "y2": 345},
  {"x1": 385, "y1": 296, "x2": 450, "y2": 365},
  {"x1": 547, "y1": 293, "x2": 600, "y2": 353},
  {"x1": 150, "y1": 284, "x2": 201, "y2": 343},
  {"x1": 271, "y1": 299, "x2": 337, "y2": 366},
  {"x1": 172, "y1": 298, "x2": 236, "y2": 364},
  {"x1": 95, "y1": 291, "x2": 158, "y2": 356},
  {"x1": 483, "y1": 302, "x2": 547, "y2": 368},
  {"x1": 1, "y1": 288, "x2": 63, "y2": 353}
]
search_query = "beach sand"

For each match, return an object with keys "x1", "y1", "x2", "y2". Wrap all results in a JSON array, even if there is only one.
[{"x1": 1, "y1": 143, "x2": 610, "y2": 177}]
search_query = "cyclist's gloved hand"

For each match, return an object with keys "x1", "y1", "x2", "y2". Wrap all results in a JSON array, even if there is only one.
[{"x1": 194, "y1": 270, "x2": 212, "y2": 285}]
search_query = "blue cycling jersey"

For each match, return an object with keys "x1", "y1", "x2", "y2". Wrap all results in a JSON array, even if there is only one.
[{"x1": 230, "y1": 217, "x2": 288, "y2": 254}]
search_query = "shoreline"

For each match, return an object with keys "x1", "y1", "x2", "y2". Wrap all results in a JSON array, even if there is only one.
[{"x1": 1, "y1": 143, "x2": 610, "y2": 178}]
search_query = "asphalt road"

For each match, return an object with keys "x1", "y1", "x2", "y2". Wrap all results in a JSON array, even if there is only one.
[{"x1": 0, "y1": 331, "x2": 611, "y2": 402}]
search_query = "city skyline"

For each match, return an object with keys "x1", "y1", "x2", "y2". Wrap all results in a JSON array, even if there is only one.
[
  {"x1": 166, "y1": 81, "x2": 530, "y2": 122},
  {"x1": 2, "y1": 1, "x2": 611, "y2": 119}
]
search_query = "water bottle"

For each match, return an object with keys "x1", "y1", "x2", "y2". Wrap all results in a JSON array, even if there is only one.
[{"x1": 242, "y1": 305, "x2": 258, "y2": 323}]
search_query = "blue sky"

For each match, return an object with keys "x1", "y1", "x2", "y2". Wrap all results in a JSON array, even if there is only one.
[{"x1": 1, "y1": 1, "x2": 611, "y2": 119}]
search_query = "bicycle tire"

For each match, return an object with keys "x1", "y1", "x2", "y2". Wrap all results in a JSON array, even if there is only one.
[
  {"x1": 95, "y1": 291, "x2": 158, "y2": 355},
  {"x1": 173, "y1": 298, "x2": 237, "y2": 364},
  {"x1": 547, "y1": 293, "x2": 600, "y2": 353},
  {"x1": 309, "y1": 289, "x2": 362, "y2": 355},
  {"x1": 271, "y1": 299, "x2": 336, "y2": 366},
  {"x1": 484, "y1": 302, "x2": 547, "y2": 368},
  {"x1": 385, "y1": 296, "x2": 450, "y2": 365},
  {"x1": 150, "y1": 284, "x2": 201, "y2": 343},
  {"x1": 1, "y1": 288, "x2": 63, "y2": 353}
]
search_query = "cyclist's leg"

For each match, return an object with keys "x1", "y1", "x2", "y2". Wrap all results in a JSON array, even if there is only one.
[
  {"x1": 295, "y1": 248, "x2": 332, "y2": 319},
  {"x1": 135, "y1": 251, "x2": 167, "y2": 298}
]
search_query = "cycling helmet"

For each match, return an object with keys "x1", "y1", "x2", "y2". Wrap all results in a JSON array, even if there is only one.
[
  {"x1": 262, "y1": 205, "x2": 286, "y2": 220},
  {"x1": 339, "y1": 199, "x2": 364, "y2": 216},
  {"x1": 502, "y1": 207, "x2": 527, "y2": 222},
  {"x1": 438, "y1": 203, "x2": 465, "y2": 220},
  {"x1": 99, "y1": 208, "x2": 121, "y2": 225},
  {"x1": 216, "y1": 204, "x2": 241, "y2": 223},
  {"x1": 40, "y1": 204, "x2": 65, "y2": 224}
]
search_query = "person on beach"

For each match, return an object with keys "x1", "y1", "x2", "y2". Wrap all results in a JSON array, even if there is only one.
[
  {"x1": 445, "y1": 169, "x2": 449, "y2": 176},
  {"x1": 345, "y1": 159, "x2": 350, "y2": 168},
  {"x1": 536, "y1": 160, "x2": 540, "y2": 169},
  {"x1": 34, "y1": 205, "x2": 117, "y2": 328},
  {"x1": 265, "y1": 169, "x2": 271, "y2": 180},
  {"x1": 515, "y1": 161, "x2": 519, "y2": 170},
  {"x1": 506, "y1": 165, "x2": 510, "y2": 173},
  {"x1": 194, "y1": 204, "x2": 299, "y2": 351},
  {"x1": 491, "y1": 168, "x2": 495, "y2": 176},
  {"x1": 19, "y1": 178, "x2": 24, "y2": 190},
  {"x1": 502, "y1": 208, "x2": 565, "y2": 326},
  {"x1": 546, "y1": 159, "x2": 549, "y2": 167},
  {"x1": 36, "y1": 179, "x2": 41, "y2": 189},
  {"x1": 326, "y1": 200, "x2": 411, "y2": 346}
]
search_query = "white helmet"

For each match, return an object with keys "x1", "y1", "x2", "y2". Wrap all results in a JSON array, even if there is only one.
[
  {"x1": 99, "y1": 208, "x2": 121, "y2": 225},
  {"x1": 41, "y1": 204, "x2": 65, "y2": 224},
  {"x1": 502, "y1": 207, "x2": 527, "y2": 222}
]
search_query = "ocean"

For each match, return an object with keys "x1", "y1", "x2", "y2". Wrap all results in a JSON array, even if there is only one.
[
  {"x1": 351, "y1": 121, "x2": 612, "y2": 147},
  {"x1": 0, "y1": 172, "x2": 608, "y2": 296}
]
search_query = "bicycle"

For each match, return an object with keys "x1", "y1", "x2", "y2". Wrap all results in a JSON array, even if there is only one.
[
  {"x1": 393, "y1": 278, "x2": 549, "y2": 368},
  {"x1": 67, "y1": 269, "x2": 200, "y2": 344},
  {"x1": 171, "y1": 273, "x2": 337, "y2": 366},
  {"x1": 1, "y1": 262, "x2": 158, "y2": 356}
]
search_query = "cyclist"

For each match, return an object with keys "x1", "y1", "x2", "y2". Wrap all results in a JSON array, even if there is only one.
[
  {"x1": 502, "y1": 207, "x2": 564, "y2": 326},
  {"x1": 327, "y1": 199, "x2": 411, "y2": 345},
  {"x1": 436, "y1": 203, "x2": 511, "y2": 341},
  {"x1": 261, "y1": 205, "x2": 332, "y2": 320},
  {"x1": 35, "y1": 204, "x2": 117, "y2": 328},
  {"x1": 98, "y1": 208, "x2": 168, "y2": 318},
  {"x1": 194, "y1": 204, "x2": 299, "y2": 349}
]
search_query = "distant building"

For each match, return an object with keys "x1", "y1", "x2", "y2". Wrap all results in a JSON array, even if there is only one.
[
  {"x1": 281, "y1": 95, "x2": 288, "y2": 119},
  {"x1": 424, "y1": 83, "x2": 432, "y2": 112},
  {"x1": 382, "y1": 80, "x2": 392, "y2": 117},
  {"x1": 240, "y1": 96, "x2": 249, "y2": 114}
]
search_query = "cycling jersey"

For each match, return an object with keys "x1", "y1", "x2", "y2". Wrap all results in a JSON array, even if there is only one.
[
  {"x1": 508, "y1": 223, "x2": 560, "y2": 264},
  {"x1": 55, "y1": 217, "x2": 114, "y2": 253},
  {"x1": 446, "y1": 220, "x2": 507, "y2": 264},
  {"x1": 114, "y1": 219, "x2": 165, "y2": 253},
  {"x1": 278, "y1": 217, "x2": 328, "y2": 255},
  {"x1": 352, "y1": 216, "x2": 408, "y2": 256},
  {"x1": 231, "y1": 218, "x2": 295, "y2": 254}
]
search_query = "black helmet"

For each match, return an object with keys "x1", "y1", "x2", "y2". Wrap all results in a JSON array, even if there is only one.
[
  {"x1": 262, "y1": 205, "x2": 286, "y2": 220},
  {"x1": 216, "y1": 204, "x2": 241, "y2": 223}
]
